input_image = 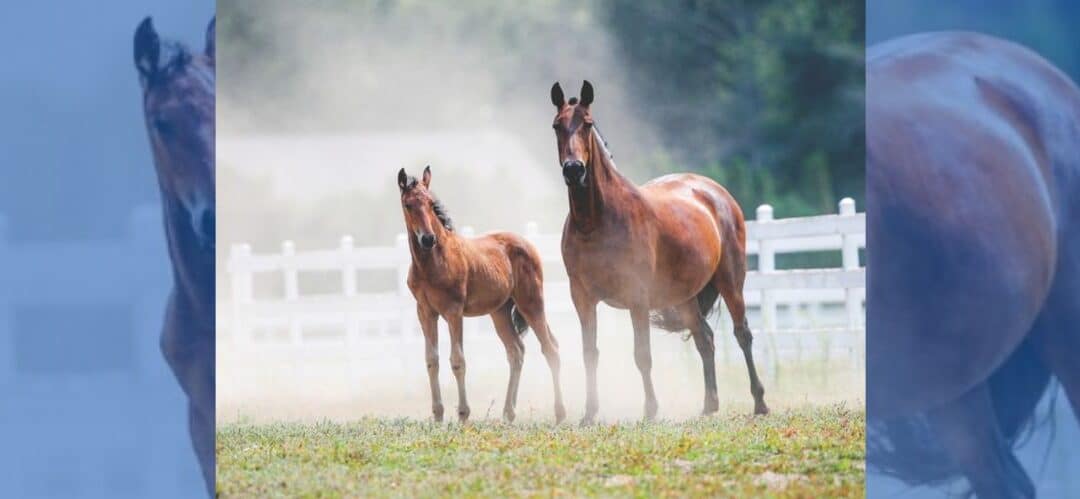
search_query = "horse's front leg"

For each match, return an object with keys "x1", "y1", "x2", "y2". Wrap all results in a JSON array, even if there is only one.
[
  {"x1": 571, "y1": 285, "x2": 599, "y2": 425},
  {"x1": 446, "y1": 312, "x2": 470, "y2": 422},
  {"x1": 417, "y1": 303, "x2": 443, "y2": 422},
  {"x1": 630, "y1": 307, "x2": 658, "y2": 420}
]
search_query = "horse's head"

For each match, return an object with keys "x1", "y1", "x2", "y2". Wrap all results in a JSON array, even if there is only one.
[
  {"x1": 135, "y1": 17, "x2": 216, "y2": 248},
  {"x1": 550, "y1": 80, "x2": 596, "y2": 187},
  {"x1": 398, "y1": 166, "x2": 453, "y2": 251}
]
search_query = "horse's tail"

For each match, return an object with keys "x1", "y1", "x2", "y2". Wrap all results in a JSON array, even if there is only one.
[
  {"x1": 509, "y1": 301, "x2": 529, "y2": 336},
  {"x1": 867, "y1": 336, "x2": 1053, "y2": 487},
  {"x1": 649, "y1": 282, "x2": 721, "y2": 332}
]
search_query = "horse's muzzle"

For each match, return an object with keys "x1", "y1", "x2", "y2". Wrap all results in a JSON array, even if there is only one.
[
  {"x1": 418, "y1": 232, "x2": 437, "y2": 250},
  {"x1": 562, "y1": 160, "x2": 586, "y2": 187}
]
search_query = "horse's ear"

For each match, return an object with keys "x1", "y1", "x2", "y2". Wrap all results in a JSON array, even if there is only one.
[
  {"x1": 421, "y1": 165, "x2": 432, "y2": 188},
  {"x1": 205, "y1": 17, "x2": 216, "y2": 65},
  {"x1": 397, "y1": 168, "x2": 409, "y2": 191},
  {"x1": 580, "y1": 80, "x2": 594, "y2": 107},
  {"x1": 550, "y1": 82, "x2": 565, "y2": 108},
  {"x1": 134, "y1": 17, "x2": 161, "y2": 85}
]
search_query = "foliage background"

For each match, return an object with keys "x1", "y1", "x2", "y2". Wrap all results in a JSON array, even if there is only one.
[{"x1": 218, "y1": 0, "x2": 865, "y2": 250}]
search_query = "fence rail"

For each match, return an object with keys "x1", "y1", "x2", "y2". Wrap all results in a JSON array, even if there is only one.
[{"x1": 225, "y1": 199, "x2": 865, "y2": 363}]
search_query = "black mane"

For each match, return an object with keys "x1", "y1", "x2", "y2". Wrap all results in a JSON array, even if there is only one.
[{"x1": 432, "y1": 197, "x2": 454, "y2": 232}]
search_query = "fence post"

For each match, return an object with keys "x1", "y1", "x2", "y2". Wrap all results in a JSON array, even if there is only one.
[
  {"x1": 282, "y1": 240, "x2": 301, "y2": 344},
  {"x1": 756, "y1": 205, "x2": 776, "y2": 331},
  {"x1": 839, "y1": 197, "x2": 862, "y2": 365},
  {"x1": 396, "y1": 234, "x2": 412, "y2": 339},
  {"x1": 839, "y1": 198, "x2": 861, "y2": 331},
  {"x1": 340, "y1": 236, "x2": 358, "y2": 343},
  {"x1": 341, "y1": 236, "x2": 356, "y2": 297},
  {"x1": 229, "y1": 244, "x2": 254, "y2": 344}
]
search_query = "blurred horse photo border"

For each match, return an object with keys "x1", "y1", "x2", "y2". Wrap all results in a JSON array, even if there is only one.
[
  {"x1": 550, "y1": 81, "x2": 768, "y2": 424},
  {"x1": 134, "y1": 16, "x2": 216, "y2": 496},
  {"x1": 398, "y1": 166, "x2": 566, "y2": 424},
  {"x1": 867, "y1": 32, "x2": 1080, "y2": 499}
]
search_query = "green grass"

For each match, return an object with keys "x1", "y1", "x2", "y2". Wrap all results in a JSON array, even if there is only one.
[{"x1": 217, "y1": 404, "x2": 864, "y2": 498}]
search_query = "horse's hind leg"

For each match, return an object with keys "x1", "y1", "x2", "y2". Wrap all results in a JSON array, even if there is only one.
[
  {"x1": 513, "y1": 295, "x2": 567, "y2": 423},
  {"x1": 1032, "y1": 285, "x2": 1080, "y2": 429},
  {"x1": 927, "y1": 382, "x2": 1034, "y2": 499},
  {"x1": 714, "y1": 264, "x2": 768, "y2": 415},
  {"x1": 672, "y1": 300, "x2": 719, "y2": 414},
  {"x1": 491, "y1": 305, "x2": 525, "y2": 422}
]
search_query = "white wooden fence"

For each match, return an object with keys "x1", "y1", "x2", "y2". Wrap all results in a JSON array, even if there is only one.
[{"x1": 225, "y1": 199, "x2": 865, "y2": 365}]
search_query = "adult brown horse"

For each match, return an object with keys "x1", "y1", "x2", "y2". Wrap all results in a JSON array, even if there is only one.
[
  {"x1": 550, "y1": 81, "x2": 768, "y2": 423},
  {"x1": 867, "y1": 32, "x2": 1080, "y2": 498},
  {"x1": 398, "y1": 166, "x2": 566, "y2": 423},
  {"x1": 134, "y1": 17, "x2": 215, "y2": 495}
]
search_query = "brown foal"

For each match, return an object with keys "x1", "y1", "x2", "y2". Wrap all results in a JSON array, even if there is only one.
[
  {"x1": 551, "y1": 81, "x2": 768, "y2": 423},
  {"x1": 398, "y1": 166, "x2": 566, "y2": 423}
]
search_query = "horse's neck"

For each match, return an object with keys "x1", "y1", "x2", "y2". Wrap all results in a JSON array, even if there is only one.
[
  {"x1": 568, "y1": 131, "x2": 638, "y2": 231},
  {"x1": 162, "y1": 196, "x2": 214, "y2": 328}
]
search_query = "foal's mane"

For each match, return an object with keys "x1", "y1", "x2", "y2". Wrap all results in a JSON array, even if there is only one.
[{"x1": 402, "y1": 176, "x2": 454, "y2": 232}]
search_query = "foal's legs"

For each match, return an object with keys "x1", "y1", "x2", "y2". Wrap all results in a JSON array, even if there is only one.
[
  {"x1": 446, "y1": 313, "x2": 470, "y2": 422},
  {"x1": 631, "y1": 306, "x2": 659, "y2": 421},
  {"x1": 926, "y1": 382, "x2": 1034, "y2": 499},
  {"x1": 571, "y1": 285, "x2": 600, "y2": 425},
  {"x1": 491, "y1": 306, "x2": 525, "y2": 422},
  {"x1": 514, "y1": 297, "x2": 567, "y2": 423},
  {"x1": 417, "y1": 304, "x2": 444, "y2": 421},
  {"x1": 715, "y1": 267, "x2": 769, "y2": 415}
]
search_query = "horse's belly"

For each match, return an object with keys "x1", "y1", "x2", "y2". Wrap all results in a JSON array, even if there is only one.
[
  {"x1": 648, "y1": 206, "x2": 722, "y2": 307},
  {"x1": 463, "y1": 259, "x2": 513, "y2": 317}
]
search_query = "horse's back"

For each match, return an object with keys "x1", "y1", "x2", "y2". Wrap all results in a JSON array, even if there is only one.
[
  {"x1": 467, "y1": 231, "x2": 545, "y2": 304},
  {"x1": 868, "y1": 32, "x2": 1072, "y2": 416}
]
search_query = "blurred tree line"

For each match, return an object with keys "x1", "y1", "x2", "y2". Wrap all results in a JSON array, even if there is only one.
[
  {"x1": 602, "y1": 0, "x2": 864, "y2": 216},
  {"x1": 218, "y1": 0, "x2": 864, "y2": 255}
]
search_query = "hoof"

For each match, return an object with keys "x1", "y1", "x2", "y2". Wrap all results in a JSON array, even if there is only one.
[
  {"x1": 644, "y1": 401, "x2": 658, "y2": 421},
  {"x1": 579, "y1": 414, "x2": 597, "y2": 427},
  {"x1": 754, "y1": 402, "x2": 770, "y2": 416},
  {"x1": 703, "y1": 397, "x2": 719, "y2": 415},
  {"x1": 554, "y1": 404, "x2": 567, "y2": 424},
  {"x1": 433, "y1": 404, "x2": 444, "y2": 422},
  {"x1": 458, "y1": 406, "x2": 471, "y2": 422},
  {"x1": 503, "y1": 409, "x2": 516, "y2": 423}
]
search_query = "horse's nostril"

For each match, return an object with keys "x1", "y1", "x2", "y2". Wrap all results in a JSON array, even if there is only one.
[
  {"x1": 420, "y1": 234, "x2": 436, "y2": 248},
  {"x1": 562, "y1": 161, "x2": 586, "y2": 185}
]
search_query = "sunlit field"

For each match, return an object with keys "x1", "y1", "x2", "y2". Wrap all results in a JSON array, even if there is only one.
[{"x1": 218, "y1": 405, "x2": 864, "y2": 498}]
